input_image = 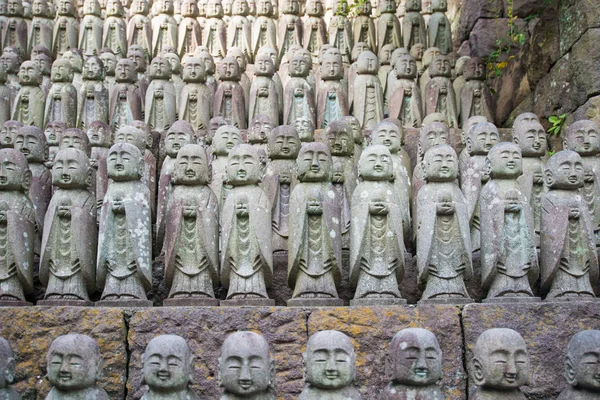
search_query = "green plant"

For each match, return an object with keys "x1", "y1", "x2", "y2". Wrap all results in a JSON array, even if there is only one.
[
  {"x1": 335, "y1": 0, "x2": 369, "y2": 18},
  {"x1": 548, "y1": 114, "x2": 567, "y2": 135}
]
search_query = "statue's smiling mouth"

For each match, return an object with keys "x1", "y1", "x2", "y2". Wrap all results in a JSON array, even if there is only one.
[
  {"x1": 0, "y1": 176, "x2": 6, "y2": 184},
  {"x1": 157, "y1": 371, "x2": 171, "y2": 380},
  {"x1": 185, "y1": 170, "x2": 196, "y2": 178},
  {"x1": 374, "y1": 165, "x2": 383, "y2": 172},
  {"x1": 61, "y1": 174, "x2": 72, "y2": 182},
  {"x1": 568, "y1": 175, "x2": 579, "y2": 183},
  {"x1": 237, "y1": 170, "x2": 247, "y2": 178},
  {"x1": 414, "y1": 368, "x2": 429, "y2": 377},
  {"x1": 238, "y1": 379, "x2": 253, "y2": 389},
  {"x1": 325, "y1": 371, "x2": 339, "y2": 379},
  {"x1": 115, "y1": 164, "x2": 125, "y2": 171}
]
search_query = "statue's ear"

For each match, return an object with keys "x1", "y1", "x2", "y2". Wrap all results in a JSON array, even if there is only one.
[
  {"x1": 513, "y1": 135, "x2": 519, "y2": 144},
  {"x1": 544, "y1": 169, "x2": 554, "y2": 188},
  {"x1": 268, "y1": 358, "x2": 276, "y2": 389},
  {"x1": 562, "y1": 138, "x2": 568, "y2": 150},
  {"x1": 137, "y1": 157, "x2": 144, "y2": 178},
  {"x1": 217, "y1": 357, "x2": 223, "y2": 387},
  {"x1": 22, "y1": 169, "x2": 31, "y2": 191},
  {"x1": 484, "y1": 156, "x2": 492, "y2": 179},
  {"x1": 4, "y1": 358, "x2": 14, "y2": 384},
  {"x1": 86, "y1": 166, "x2": 93, "y2": 188},
  {"x1": 472, "y1": 357, "x2": 485, "y2": 386},
  {"x1": 207, "y1": 163, "x2": 213, "y2": 184},
  {"x1": 466, "y1": 136, "x2": 473, "y2": 154},
  {"x1": 565, "y1": 356, "x2": 576, "y2": 385},
  {"x1": 420, "y1": 160, "x2": 427, "y2": 180}
]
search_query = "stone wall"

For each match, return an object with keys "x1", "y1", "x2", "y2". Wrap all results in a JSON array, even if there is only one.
[{"x1": 1, "y1": 303, "x2": 599, "y2": 399}]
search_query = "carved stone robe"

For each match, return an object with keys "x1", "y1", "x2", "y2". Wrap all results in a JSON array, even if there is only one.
[
  {"x1": 303, "y1": 15, "x2": 328, "y2": 62},
  {"x1": 178, "y1": 16, "x2": 203, "y2": 58},
  {"x1": 52, "y1": 16, "x2": 79, "y2": 59},
  {"x1": 179, "y1": 82, "x2": 212, "y2": 131},
  {"x1": 389, "y1": 78, "x2": 422, "y2": 128},
  {"x1": 151, "y1": 13, "x2": 178, "y2": 57},
  {"x1": 45, "y1": 82, "x2": 78, "y2": 128},
  {"x1": 517, "y1": 156, "x2": 545, "y2": 244},
  {"x1": 103, "y1": 16, "x2": 128, "y2": 59},
  {"x1": 227, "y1": 16, "x2": 253, "y2": 62},
  {"x1": 77, "y1": 80, "x2": 109, "y2": 129},
  {"x1": 352, "y1": 15, "x2": 376, "y2": 52},
  {"x1": 3, "y1": 17, "x2": 27, "y2": 55},
  {"x1": 156, "y1": 156, "x2": 175, "y2": 252},
  {"x1": 79, "y1": 15, "x2": 104, "y2": 57},
  {"x1": 0, "y1": 83, "x2": 11, "y2": 127},
  {"x1": 580, "y1": 156, "x2": 600, "y2": 245},
  {"x1": 425, "y1": 76, "x2": 458, "y2": 128},
  {"x1": 29, "y1": 16, "x2": 54, "y2": 56},
  {"x1": 328, "y1": 16, "x2": 352, "y2": 64},
  {"x1": 12, "y1": 86, "x2": 46, "y2": 128},
  {"x1": 40, "y1": 189, "x2": 97, "y2": 301},
  {"x1": 284, "y1": 76, "x2": 316, "y2": 127},
  {"x1": 109, "y1": 82, "x2": 143, "y2": 131},
  {"x1": 127, "y1": 14, "x2": 153, "y2": 58},
  {"x1": 427, "y1": 12, "x2": 452, "y2": 54},
  {"x1": 90, "y1": 146, "x2": 109, "y2": 215},
  {"x1": 459, "y1": 153, "x2": 486, "y2": 251},
  {"x1": 316, "y1": 80, "x2": 348, "y2": 129},
  {"x1": 145, "y1": 79, "x2": 177, "y2": 131},
  {"x1": 29, "y1": 163, "x2": 52, "y2": 238},
  {"x1": 352, "y1": 73, "x2": 384, "y2": 130},
  {"x1": 213, "y1": 81, "x2": 247, "y2": 128},
  {"x1": 460, "y1": 79, "x2": 493, "y2": 128},
  {"x1": 277, "y1": 14, "x2": 302, "y2": 60},
  {"x1": 251, "y1": 16, "x2": 278, "y2": 59},
  {"x1": 263, "y1": 159, "x2": 297, "y2": 252},
  {"x1": 402, "y1": 11, "x2": 426, "y2": 49},
  {"x1": 202, "y1": 18, "x2": 227, "y2": 60},
  {"x1": 249, "y1": 76, "x2": 280, "y2": 126},
  {"x1": 376, "y1": 13, "x2": 402, "y2": 53}
]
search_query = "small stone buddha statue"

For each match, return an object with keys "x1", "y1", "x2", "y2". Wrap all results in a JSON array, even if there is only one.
[
  {"x1": 479, "y1": 142, "x2": 539, "y2": 302},
  {"x1": 416, "y1": 144, "x2": 473, "y2": 304},
  {"x1": 252, "y1": 0, "x2": 277, "y2": 60},
  {"x1": 460, "y1": 57, "x2": 493, "y2": 128},
  {"x1": 77, "y1": 56, "x2": 109, "y2": 130},
  {"x1": 427, "y1": 0, "x2": 451, "y2": 54},
  {"x1": 151, "y1": 0, "x2": 178, "y2": 57},
  {"x1": 209, "y1": 125, "x2": 243, "y2": 204},
  {"x1": 109, "y1": 59, "x2": 143, "y2": 132},
  {"x1": 52, "y1": 0, "x2": 79, "y2": 59},
  {"x1": 350, "y1": 145, "x2": 407, "y2": 305},
  {"x1": 453, "y1": 55, "x2": 470, "y2": 107},
  {"x1": 214, "y1": 57, "x2": 247, "y2": 129},
  {"x1": 299, "y1": 330, "x2": 361, "y2": 399},
  {"x1": 353, "y1": 51, "x2": 384, "y2": 130},
  {"x1": 382, "y1": 328, "x2": 443, "y2": 399},
  {"x1": 284, "y1": 55, "x2": 316, "y2": 127},
  {"x1": 141, "y1": 335, "x2": 200, "y2": 400},
  {"x1": 328, "y1": 0, "x2": 352, "y2": 65},
  {"x1": 220, "y1": 144, "x2": 274, "y2": 305},
  {"x1": 202, "y1": 0, "x2": 227, "y2": 61},
  {"x1": 303, "y1": 0, "x2": 327, "y2": 64},
  {"x1": 79, "y1": 0, "x2": 103, "y2": 57},
  {"x1": 63, "y1": 49, "x2": 85, "y2": 94},
  {"x1": 0, "y1": 120, "x2": 22, "y2": 149},
  {"x1": 97, "y1": 143, "x2": 153, "y2": 307},
  {"x1": 219, "y1": 331, "x2": 276, "y2": 400},
  {"x1": 0, "y1": 149, "x2": 35, "y2": 306},
  {"x1": 277, "y1": 0, "x2": 303, "y2": 61},
  {"x1": 86, "y1": 120, "x2": 110, "y2": 214},
  {"x1": 425, "y1": 55, "x2": 458, "y2": 128},
  {"x1": 126, "y1": 0, "x2": 152, "y2": 59},
  {"x1": 29, "y1": 0, "x2": 53, "y2": 57},
  {"x1": 249, "y1": 53, "x2": 280, "y2": 126},
  {"x1": 227, "y1": 0, "x2": 252, "y2": 63},
  {"x1": 44, "y1": 334, "x2": 109, "y2": 400},
  {"x1": 39, "y1": 148, "x2": 96, "y2": 306},
  {"x1": 99, "y1": 51, "x2": 117, "y2": 94},
  {"x1": 12, "y1": 61, "x2": 45, "y2": 128},
  {"x1": 178, "y1": 0, "x2": 202, "y2": 58},
  {"x1": 102, "y1": 0, "x2": 127, "y2": 58},
  {"x1": 352, "y1": 0, "x2": 376, "y2": 53},
  {"x1": 376, "y1": 0, "x2": 402, "y2": 54},
  {"x1": 163, "y1": 144, "x2": 219, "y2": 305},
  {"x1": 389, "y1": 54, "x2": 422, "y2": 128},
  {"x1": 471, "y1": 328, "x2": 530, "y2": 400},
  {"x1": 419, "y1": 47, "x2": 441, "y2": 101},
  {"x1": 0, "y1": 337, "x2": 20, "y2": 399},
  {"x1": 145, "y1": 56, "x2": 177, "y2": 132},
  {"x1": 180, "y1": 56, "x2": 212, "y2": 132},
  {"x1": 558, "y1": 330, "x2": 600, "y2": 400},
  {"x1": 317, "y1": 52, "x2": 348, "y2": 129},
  {"x1": 403, "y1": 0, "x2": 426, "y2": 50},
  {"x1": 540, "y1": 151, "x2": 598, "y2": 301},
  {"x1": 295, "y1": 116, "x2": 315, "y2": 143},
  {"x1": 44, "y1": 59, "x2": 78, "y2": 129},
  {"x1": 3, "y1": 0, "x2": 27, "y2": 55}
]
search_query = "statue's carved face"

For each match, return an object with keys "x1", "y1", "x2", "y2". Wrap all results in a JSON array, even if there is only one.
[
  {"x1": 255, "y1": 55, "x2": 274, "y2": 76},
  {"x1": 219, "y1": 339, "x2": 271, "y2": 395},
  {"x1": 206, "y1": 0, "x2": 223, "y2": 17},
  {"x1": 198, "y1": 52, "x2": 215, "y2": 75},
  {"x1": 372, "y1": 124, "x2": 401, "y2": 153},
  {"x1": 142, "y1": 337, "x2": 192, "y2": 393},
  {"x1": 379, "y1": 46, "x2": 394, "y2": 64},
  {"x1": 46, "y1": 338, "x2": 101, "y2": 391},
  {"x1": 420, "y1": 123, "x2": 448, "y2": 156},
  {"x1": 106, "y1": 0, "x2": 122, "y2": 15},
  {"x1": 165, "y1": 129, "x2": 192, "y2": 158},
  {"x1": 488, "y1": 143, "x2": 522, "y2": 179},
  {"x1": 256, "y1": 0, "x2": 272, "y2": 15},
  {"x1": 290, "y1": 56, "x2": 309, "y2": 77},
  {"x1": 6, "y1": 0, "x2": 22, "y2": 15},
  {"x1": 15, "y1": 129, "x2": 45, "y2": 162},
  {"x1": 269, "y1": 128, "x2": 300, "y2": 159},
  {"x1": 214, "y1": 127, "x2": 242, "y2": 155},
  {"x1": 115, "y1": 127, "x2": 145, "y2": 151},
  {"x1": 249, "y1": 117, "x2": 272, "y2": 144},
  {"x1": 219, "y1": 57, "x2": 240, "y2": 81},
  {"x1": 128, "y1": 51, "x2": 146, "y2": 73},
  {"x1": 423, "y1": 145, "x2": 457, "y2": 182},
  {"x1": 380, "y1": 0, "x2": 395, "y2": 13},
  {"x1": 304, "y1": 332, "x2": 356, "y2": 390},
  {"x1": 388, "y1": 329, "x2": 442, "y2": 386},
  {"x1": 115, "y1": 59, "x2": 136, "y2": 82},
  {"x1": 32, "y1": 0, "x2": 49, "y2": 16},
  {"x1": 514, "y1": 122, "x2": 546, "y2": 157},
  {"x1": 395, "y1": 55, "x2": 417, "y2": 79},
  {"x1": 464, "y1": 57, "x2": 485, "y2": 80},
  {"x1": 321, "y1": 54, "x2": 343, "y2": 80},
  {"x1": 297, "y1": 146, "x2": 331, "y2": 182},
  {"x1": 63, "y1": 51, "x2": 83, "y2": 73},
  {"x1": 58, "y1": 0, "x2": 74, "y2": 14},
  {"x1": 33, "y1": 54, "x2": 51, "y2": 76},
  {"x1": 159, "y1": 0, "x2": 173, "y2": 13},
  {"x1": 423, "y1": 48, "x2": 441, "y2": 66},
  {"x1": 182, "y1": 58, "x2": 205, "y2": 83},
  {"x1": 468, "y1": 123, "x2": 499, "y2": 155},
  {"x1": 406, "y1": 0, "x2": 421, "y2": 11},
  {"x1": 87, "y1": 123, "x2": 110, "y2": 147},
  {"x1": 358, "y1": 0, "x2": 371, "y2": 14},
  {"x1": 306, "y1": 0, "x2": 323, "y2": 15},
  {"x1": 327, "y1": 127, "x2": 353, "y2": 156},
  {"x1": 83, "y1": 57, "x2": 104, "y2": 80},
  {"x1": 410, "y1": 44, "x2": 424, "y2": 60},
  {"x1": 52, "y1": 149, "x2": 89, "y2": 188},
  {"x1": 107, "y1": 144, "x2": 141, "y2": 180},
  {"x1": 566, "y1": 121, "x2": 600, "y2": 156},
  {"x1": 150, "y1": 57, "x2": 172, "y2": 80},
  {"x1": 232, "y1": 0, "x2": 248, "y2": 15},
  {"x1": 100, "y1": 54, "x2": 117, "y2": 75},
  {"x1": 282, "y1": 0, "x2": 298, "y2": 14},
  {"x1": 0, "y1": 150, "x2": 27, "y2": 191},
  {"x1": 352, "y1": 43, "x2": 370, "y2": 62},
  {"x1": 0, "y1": 53, "x2": 19, "y2": 74},
  {"x1": 227, "y1": 145, "x2": 261, "y2": 185},
  {"x1": 131, "y1": 0, "x2": 148, "y2": 14},
  {"x1": 566, "y1": 332, "x2": 600, "y2": 391},
  {"x1": 174, "y1": 145, "x2": 209, "y2": 185},
  {"x1": 546, "y1": 151, "x2": 584, "y2": 190},
  {"x1": 294, "y1": 118, "x2": 314, "y2": 142},
  {"x1": 51, "y1": 60, "x2": 72, "y2": 83},
  {"x1": 359, "y1": 145, "x2": 393, "y2": 181},
  {"x1": 18, "y1": 61, "x2": 41, "y2": 86},
  {"x1": 182, "y1": 0, "x2": 198, "y2": 15},
  {"x1": 60, "y1": 130, "x2": 89, "y2": 154},
  {"x1": 429, "y1": 55, "x2": 451, "y2": 77},
  {"x1": 1, "y1": 122, "x2": 21, "y2": 148},
  {"x1": 164, "y1": 53, "x2": 181, "y2": 74}
]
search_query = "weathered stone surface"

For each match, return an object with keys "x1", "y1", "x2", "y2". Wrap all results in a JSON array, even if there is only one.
[
  {"x1": 0, "y1": 307, "x2": 127, "y2": 400},
  {"x1": 558, "y1": 0, "x2": 600, "y2": 56},
  {"x1": 455, "y1": 0, "x2": 504, "y2": 46},
  {"x1": 504, "y1": 0, "x2": 550, "y2": 17},
  {"x1": 492, "y1": 47, "x2": 532, "y2": 126},
  {"x1": 307, "y1": 306, "x2": 465, "y2": 399},
  {"x1": 565, "y1": 94, "x2": 600, "y2": 129},
  {"x1": 463, "y1": 302, "x2": 600, "y2": 398},
  {"x1": 527, "y1": 6, "x2": 560, "y2": 87},
  {"x1": 127, "y1": 307, "x2": 308, "y2": 399},
  {"x1": 468, "y1": 18, "x2": 528, "y2": 59}
]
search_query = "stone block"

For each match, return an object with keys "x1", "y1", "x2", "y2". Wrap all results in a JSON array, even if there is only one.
[
  {"x1": 126, "y1": 307, "x2": 308, "y2": 399},
  {"x1": 307, "y1": 306, "x2": 466, "y2": 399},
  {"x1": 527, "y1": 6, "x2": 560, "y2": 87},
  {"x1": 455, "y1": 0, "x2": 504, "y2": 46},
  {"x1": 559, "y1": 0, "x2": 600, "y2": 56},
  {"x1": 462, "y1": 302, "x2": 600, "y2": 398},
  {"x1": 468, "y1": 18, "x2": 528, "y2": 59},
  {"x1": 0, "y1": 307, "x2": 127, "y2": 400}
]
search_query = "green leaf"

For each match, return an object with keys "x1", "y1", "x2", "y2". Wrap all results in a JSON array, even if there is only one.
[{"x1": 549, "y1": 116, "x2": 559, "y2": 123}]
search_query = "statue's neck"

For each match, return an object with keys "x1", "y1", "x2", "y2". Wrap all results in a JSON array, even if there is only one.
[
  {"x1": 221, "y1": 390, "x2": 275, "y2": 400},
  {"x1": 48, "y1": 386, "x2": 100, "y2": 400},
  {"x1": 144, "y1": 389, "x2": 194, "y2": 400},
  {"x1": 474, "y1": 387, "x2": 526, "y2": 400}
]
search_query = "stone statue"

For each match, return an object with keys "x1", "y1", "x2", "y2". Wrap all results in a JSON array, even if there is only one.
[
  {"x1": 540, "y1": 151, "x2": 598, "y2": 301},
  {"x1": 350, "y1": 145, "x2": 407, "y2": 305},
  {"x1": 0, "y1": 149, "x2": 34, "y2": 306},
  {"x1": 226, "y1": 47, "x2": 251, "y2": 106},
  {"x1": 427, "y1": 0, "x2": 451, "y2": 54},
  {"x1": 317, "y1": 52, "x2": 348, "y2": 129},
  {"x1": 178, "y1": 0, "x2": 202, "y2": 58},
  {"x1": 151, "y1": 0, "x2": 178, "y2": 57},
  {"x1": 3, "y1": 0, "x2": 27, "y2": 57},
  {"x1": 14, "y1": 126, "x2": 50, "y2": 242},
  {"x1": 0, "y1": 120, "x2": 21, "y2": 149},
  {"x1": 0, "y1": 337, "x2": 20, "y2": 399},
  {"x1": 145, "y1": 56, "x2": 177, "y2": 132},
  {"x1": 460, "y1": 57, "x2": 493, "y2": 128},
  {"x1": 453, "y1": 55, "x2": 470, "y2": 108},
  {"x1": 0, "y1": 51, "x2": 20, "y2": 103},
  {"x1": 300, "y1": 330, "x2": 361, "y2": 399},
  {"x1": 564, "y1": 120, "x2": 600, "y2": 247},
  {"x1": 44, "y1": 59, "x2": 78, "y2": 129},
  {"x1": 227, "y1": 0, "x2": 252, "y2": 63},
  {"x1": 328, "y1": 0, "x2": 352, "y2": 65},
  {"x1": 52, "y1": 0, "x2": 79, "y2": 59},
  {"x1": 220, "y1": 144, "x2": 274, "y2": 305},
  {"x1": 252, "y1": 0, "x2": 278, "y2": 60},
  {"x1": 377, "y1": 45, "x2": 394, "y2": 114},
  {"x1": 86, "y1": 121, "x2": 110, "y2": 214},
  {"x1": 12, "y1": 61, "x2": 45, "y2": 128},
  {"x1": 97, "y1": 143, "x2": 152, "y2": 307},
  {"x1": 352, "y1": 0, "x2": 376, "y2": 53},
  {"x1": 102, "y1": 0, "x2": 127, "y2": 58},
  {"x1": 156, "y1": 121, "x2": 194, "y2": 253},
  {"x1": 425, "y1": 55, "x2": 458, "y2": 128},
  {"x1": 352, "y1": 51, "x2": 384, "y2": 130},
  {"x1": 219, "y1": 331, "x2": 276, "y2": 400},
  {"x1": 0, "y1": 67, "x2": 10, "y2": 129},
  {"x1": 45, "y1": 334, "x2": 109, "y2": 400},
  {"x1": 460, "y1": 122, "x2": 499, "y2": 252},
  {"x1": 558, "y1": 330, "x2": 600, "y2": 400},
  {"x1": 196, "y1": 50, "x2": 218, "y2": 95},
  {"x1": 377, "y1": 0, "x2": 402, "y2": 54},
  {"x1": 127, "y1": 0, "x2": 152, "y2": 60},
  {"x1": 389, "y1": 54, "x2": 423, "y2": 128},
  {"x1": 62, "y1": 50, "x2": 84, "y2": 94},
  {"x1": 370, "y1": 121, "x2": 411, "y2": 246},
  {"x1": 341, "y1": 115, "x2": 364, "y2": 163},
  {"x1": 288, "y1": 142, "x2": 343, "y2": 306},
  {"x1": 417, "y1": 145, "x2": 473, "y2": 304},
  {"x1": 213, "y1": 57, "x2": 247, "y2": 129},
  {"x1": 163, "y1": 144, "x2": 219, "y2": 306},
  {"x1": 33, "y1": 52, "x2": 52, "y2": 97},
  {"x1": 179, "y1": 57, "x2": 212, "y2": 131},
  {"x1": 403, "y1": 0, "x2": 426, "y2": 50},
  {"x1": 278, "y1": 0, "x2": 303, "y2": 61},
  {"x1": 141, "y1": 335, "x2": 199, "y2": 400},
  {"x1": 79, "y1": 0, "x2": 103, "y2": 57},
  {"x1": 249, "y1": 53, "x2": 280, "y2": 126},
  {"x1": 419, "y1": 47, "x2": 441, "y2": 101},
  {"x1": 471, "y1": 329, "x2": 530, "y2": 400},
  {"x1": 28, "y1": 0, "x2": 53, "y2": 58},
  {"x1": 43, "y1": 121, "x2": 65, "y2": 165},
  {"x1": 479, "y1": 143, "x2": 539, "y2": 302},
  {"x1": 284, "y1": 55, "x2": 316, "y2": 127},
  {"x1": 99, "y1": 51, "x2": 117, "y2": 94},
  {"x1": 209, "y1": 125, "x2": 242, "y2": 204},
  {"x1": 295, "y1": 117, "x2": 315, "y2": 143},
  {"x1": 382, "y1": 328, "x2": 443, "y2": 400},
  {"x1": 303, "y1": 0, "x2": 328, "y2": 64},
  {"x1": 263, "y1": 125, "x2": 300, "y2": 252},
  {"x1": 77, "y1": 56, "x2": 109, "y2": 130},
  {"x1": 39, "y1": 148, "x2": 96, "y2": 306},
  {"x1": 247, "y1": 114, "x2": 272, "y2": 153},
  {"x1": 202, "y1": 0, "x2": 227, "y2": 61},
  {"x1": 109, "y1": 59, "x2": 143, "y2": 132}
]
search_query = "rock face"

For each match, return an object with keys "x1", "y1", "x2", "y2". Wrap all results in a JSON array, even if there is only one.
[
  {"x1": 0, "y1": 307, "x2": 127, "y2": 400},
  {"x1": 307, "y1": 306, "x2": 466, "y2": 399},
  {"x1": 463, "y1": 302, "x2": 600, "y2": 399},
  {"x1": 126, "y1": 307, "x2": 308, "y2": 399}
]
